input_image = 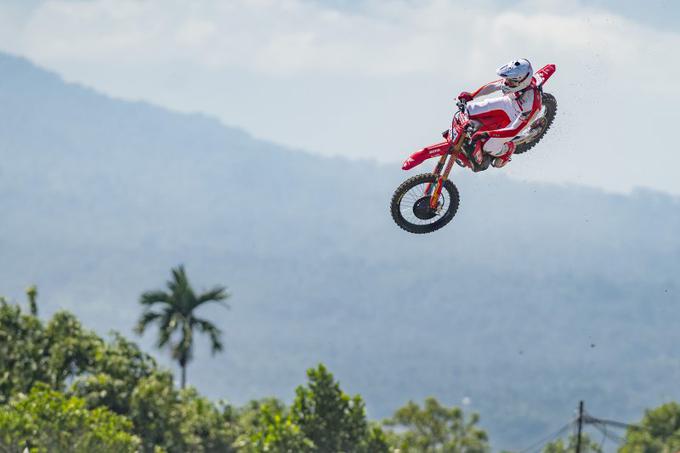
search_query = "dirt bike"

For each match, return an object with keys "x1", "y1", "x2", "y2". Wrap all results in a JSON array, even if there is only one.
[{"x1": 390, "y1": 64, "x2": 558, "y2": 234}]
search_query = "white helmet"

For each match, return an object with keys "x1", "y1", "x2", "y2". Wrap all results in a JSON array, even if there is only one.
[{"x1": 497, "y1": 58, "x2": 533, "y2": 93}]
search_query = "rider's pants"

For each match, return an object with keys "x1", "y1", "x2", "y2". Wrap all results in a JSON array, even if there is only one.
[
  {"x1": 483, "y1": 138, "x2": 513, "y2": 156},
  {"x1": 466, "y1": 96, "x2": 520, "y2": 157}
]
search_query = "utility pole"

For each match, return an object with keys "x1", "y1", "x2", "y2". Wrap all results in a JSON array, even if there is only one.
[{"x1": 575, "y1": 400, "x2": 584, "y2": 453}]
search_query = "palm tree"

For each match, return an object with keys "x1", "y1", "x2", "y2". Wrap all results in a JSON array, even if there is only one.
[{"x1": 135, "y1": 265, "x2": 229, "y2": 388}]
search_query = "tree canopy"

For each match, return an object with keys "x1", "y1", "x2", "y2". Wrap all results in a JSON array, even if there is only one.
[
  {"x1": 5, "y1": 292, "x2": 680, "y2": 452},
  {"x1": 0, "y1": 384, "x2": 140, "y2": 453},
  {"x1": 620, "y1": 402, "x2": 680, "y2": 452},
  {"x1": 383, "y1": 396, "x2": 489, "y2": 453},
  {"x1": 542, "y1": 434, "x2": 603, "y2": 453},
  {"x1": 0, "y1": 299, "x2": 236, "y2": 452}
]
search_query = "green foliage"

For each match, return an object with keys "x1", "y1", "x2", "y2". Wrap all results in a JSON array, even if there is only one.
[
  {"x1": 14, "y1": 290, "x2": 664, "y2": 453},
  {"x1": 238, "y1": 402, "x2": 314, "y2": 453},
  {"x1": 0, "y1": 383, "x2": 140, "y2": 452},
  {"x1": 136, "y1": 265, "x2": 229, "y2": 388},
  {"x1": 364, "y1": 423, "x2": 391, "y2": 453},
  {"x1": 0, "y1": 300, "x2": 237, "y2": 453},
  {"x1": 0, "y1": 300, "x2": 99, "y2": 402},
  {"x1": 0, "y1": 300, "x2": 46, "y2": 402},
  {"x1": 234, "y1": 398, "x2": 289, "y2": 437},
  {"x1": 25, "y1": 285, "x2": 38, "y2": 317},
  {"x1": 542, "y1": 434, "x2": 602, "y2": 453},
  {"x1": 232, "y1": 366, "x2": 391, "y2": 453},
  {"x1": 127, "y1": 371, "x2": 238, "y2": 453},
  {"x1": 71, "y1": 332, "x2": 157, "y2": 414},
  {"x1": 43, "y1": 311, "x2": 100, "y2": 387},
  {"x1": 176, "y1": 388, "x2": 238, "y2": 453},
  {"x1": 69, "y1": 327, "x2": 237, "y2": 452},
  {"x1": 383, "y1": 397, "x2": 489, "y2": 453},
  {"x1": 1, "y1": 296, "x2": 473, "y2": 453},
  {"x1": 129, "y1": 371, "x2": 184, "y2": 451},
  {"x1": 619, "y1": 402, "x2": 680, "y2": 452},
  {"x1": 291, "y1": 364, "x2": 390, "y2": 453}
]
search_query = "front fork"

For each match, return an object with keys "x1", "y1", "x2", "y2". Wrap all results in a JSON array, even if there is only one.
[{"x1": 425, "y1": 146, "x2": 458, "y2": 210}]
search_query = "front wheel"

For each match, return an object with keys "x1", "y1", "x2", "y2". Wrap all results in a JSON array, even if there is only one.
[{"x1": 390, "y1": 173, "x2": 460, "y2": 234}]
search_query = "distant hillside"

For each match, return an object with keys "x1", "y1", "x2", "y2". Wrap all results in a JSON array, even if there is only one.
[{"x1": 1, "y1": 52, "x2": 679, "y2": 448}]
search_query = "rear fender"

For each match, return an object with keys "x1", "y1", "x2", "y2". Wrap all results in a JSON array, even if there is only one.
[
  {"x1": 533, "y1": 64, "x2": 556, "y2": 87},
  {"x1": 402, "y1": 141, "x2": 450, "y2": 170}
]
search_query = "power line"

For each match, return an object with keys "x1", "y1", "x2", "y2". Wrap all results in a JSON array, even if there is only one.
[
  {"x1": 596, "y1": 423, "x2": 607, "y2": 451},
  {"x1": 591, "y1": 423, "x2": 626, "y2": 444},
  {"x1": 517, "y1": 421, "x2": 576, "y2": 453},
  {"x1": 585, "y1": 414, "x2": 643, "y2": 432},
  {"x1": 514, "y1": 401, "x2": 643, "y2": 453}
]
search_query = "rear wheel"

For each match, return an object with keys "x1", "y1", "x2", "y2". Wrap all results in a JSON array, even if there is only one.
[
  {"x1": 390, "y1": 173, "x2": 460, "y2": 234},
  {"x1": 514, "y1": 92, "x2": 557, "y2": 154}
]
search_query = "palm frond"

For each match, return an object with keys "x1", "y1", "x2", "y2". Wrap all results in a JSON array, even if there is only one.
[
  {"x1": 140, "y1": 290, "x2": 172, "y2": 307},
  {"x1": 134, "y1": 310, "x2": 162, "y2": 335},
  {"x1": 168, "y1": 265, "x2": 191, "y2": 292},
  {"x1": 192, "y1": 286, "x2": 230, "y2": 310},
  {"x1": 156, "y1": 309, "x2": 178, "y2": 349},
  {"x1": 167, "y1": 265, "x2": 199, "y2": 313},
  {"x1": 193, "y1": 317, "x2": 224, "y2": 354}
]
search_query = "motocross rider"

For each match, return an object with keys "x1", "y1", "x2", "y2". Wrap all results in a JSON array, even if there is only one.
[{"x1": 458, "y1": 58, "x2": 541, "y2": 170}]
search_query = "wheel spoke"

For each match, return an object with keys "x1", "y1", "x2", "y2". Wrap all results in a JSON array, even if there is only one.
[{"x1": 399, "y1": 186, "x2": 449, "y2": 226}]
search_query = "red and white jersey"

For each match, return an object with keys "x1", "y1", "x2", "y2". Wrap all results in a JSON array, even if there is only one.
[{"x1": 465, "y1": 80, "x2": 541, "y2": 139}]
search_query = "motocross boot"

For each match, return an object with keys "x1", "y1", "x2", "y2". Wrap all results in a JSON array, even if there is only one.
[
  {"x1": 491, "y1": 142, "x2": 516, "y2": 168},
  {"x1": 465, "y1": 140, "x2": 490, "y2": 172},
  {"x1": 476, "y1": 154, "x2": 491, "y2": 172}
]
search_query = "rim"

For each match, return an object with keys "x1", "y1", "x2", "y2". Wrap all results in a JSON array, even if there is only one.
[{"x1": 398, "y1": 182, "x2": 451, "y2": 226}]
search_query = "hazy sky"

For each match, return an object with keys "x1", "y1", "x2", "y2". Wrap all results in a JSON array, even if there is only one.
[{"x1": 1, "y1": 0, "x2": 679, "y2": 195}]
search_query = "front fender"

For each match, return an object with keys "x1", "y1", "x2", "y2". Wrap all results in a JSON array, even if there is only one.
[{"x1": 402, "y1": 141, "x2": 450, "y2": 170}]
